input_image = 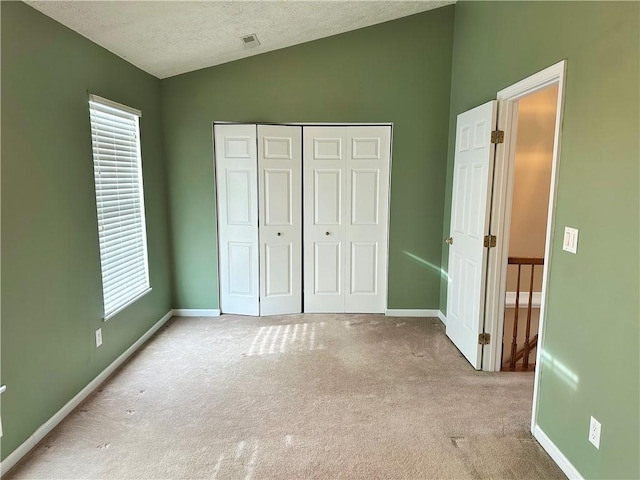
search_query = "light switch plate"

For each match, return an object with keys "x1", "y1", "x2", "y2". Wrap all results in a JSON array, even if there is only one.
[{"x1": 563, "y1": 227, "x2": 579, "y2": 254}]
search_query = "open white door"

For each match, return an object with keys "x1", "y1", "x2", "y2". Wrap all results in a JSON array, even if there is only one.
[
  {"x1": 257, "y1": 125, "x2": 302, "y2": 315},
  {"x1": 215, "y1": 124, "x2": 259, "y2": 316},
  {"x1": 446, "y1": 101, "x2": 497, "y2": 369}
]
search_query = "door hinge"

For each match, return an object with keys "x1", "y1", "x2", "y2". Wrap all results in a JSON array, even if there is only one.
[
  {"x1": 478, "y1": 333, "x2": 491, "y2": 345},
  {"x1": 491, "y1": 130, "x2": 504, "y2": 144},
  {"x1": 483, "y1": 235, "x2": 497, "y2": 248}
]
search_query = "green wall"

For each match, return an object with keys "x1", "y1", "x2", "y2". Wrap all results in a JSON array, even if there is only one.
[
  {"x1": 1, "y1": 2, "x2": 173, "y2": 460},
  {"x1": 442, "y1": 2, "x2": 639, "y2": 478},
  {"x1": 4, "y1": 2, "x2": 638, "y2": 477},
  {"x1": 161, "y1": 7, "x2": 455, "y2": 310}
]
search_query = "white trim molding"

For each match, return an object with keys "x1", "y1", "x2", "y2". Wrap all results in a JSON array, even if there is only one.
[
  {"x1": 505, "y1": 291, "x2": 542, "y2": 308},
  {"x1": 88, "y1": 93, "x2": 142, "y2": 117},
  {"x1": 533, "y1": 424, "x2": 583, "y2": 479},
  {"x1": 172, "y1": 309, "x2": 221, "y2": 317},
  {"x1": 385, "y1": 309, "x2": 441, "y2": 318},
  {"x1": 437, "y1": 311, "x2": 447, "y2": 325},
  {"x1": 483, "y1": 59, "x2": 567, "y2": 377},
  {"x1": 0, "y1": 310, "x2": 173, "y2": 476}
]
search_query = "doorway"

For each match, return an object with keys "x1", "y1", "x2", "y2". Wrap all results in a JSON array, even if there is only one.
[
  {"x1": 443, "y1": 61, "x2": 567, "y2": 380},
  {"x1": 478, "y1": 63, "x2": 567, "y2": 447},
  {"x1": 484, "y1": 61, "x2": 567, "y2": 385},
  {"x1": 499, "y1": 85, "x2": 558, "y2": 371}
]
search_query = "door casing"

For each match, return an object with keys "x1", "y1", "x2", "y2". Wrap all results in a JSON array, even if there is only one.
[{"x1": 479, "y1": 61, "x2": 567, "y2": 432}]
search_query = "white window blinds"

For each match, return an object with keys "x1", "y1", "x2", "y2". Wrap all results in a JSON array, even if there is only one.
[{"x1": 89, "y1": 95, "x2": 150, "y2": 319}]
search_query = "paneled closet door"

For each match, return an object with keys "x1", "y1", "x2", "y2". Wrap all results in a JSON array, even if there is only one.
[
  {"x1": 303, "y1": 127, "x2": 348, "y2": 313},
  {"x1": 345, "y1": 126, "x2": 391, "y2": 313},
  {"x1": 303, "y1": 125, "x2": 391, "y2": 313},
  {"x1": 214, "y1": 124, "x2": 259, "y2": 316},
  {"x1": 258, "y1": 125, "x2": 302, "y2": 315}
]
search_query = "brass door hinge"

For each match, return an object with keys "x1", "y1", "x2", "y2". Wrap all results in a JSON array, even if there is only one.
[
  {"x1": 478, "y1": 333, "x2": 491, "y2": 345},
  {"x1": 483, "y1": 235, "x2": 497, "y2": 248},
  {"x1": 491, "y1": 130, "x2": 504, "y2": 144}
]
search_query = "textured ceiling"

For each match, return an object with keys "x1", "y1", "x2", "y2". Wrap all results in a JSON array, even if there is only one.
[{"x1": 25, "y1": 1, "x2": 455, "y2": 79}]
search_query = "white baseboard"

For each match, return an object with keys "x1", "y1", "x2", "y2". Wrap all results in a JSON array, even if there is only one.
[
  {"x1": 533, "y1": 424, "x2": 583, "y2": 479},
  {"x1": 505, "y1": 291, "x2": 542, "y2": 308},
  {"x1": 0, "y1": 310, "x2": 173, "y2": 476},
  {"x1": 172, "y1": 308, "x2": 221, "y2": 317},
  {"x1": 385, "y1": 309, "x2": 441, "y2": 318},
  {"x1": 437, "y1": 311, "x2": 446, "y2": 325}
]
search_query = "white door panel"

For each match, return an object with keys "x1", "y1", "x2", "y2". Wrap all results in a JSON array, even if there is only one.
[
  {"x1": 225, "y1": 170, "x2": 252, "y2": 224},
  {"x1": 314, "y1": 242, "x2": 342, "y2": 294},
  {"x1": 304, "y1": 127, "x2": 348, "y2": 312},
  {"x1": 351, "y1": 170, "x2": 379, "y2": 225},
  {"x1": 263, "y1": 170, "x2": 292, "y2": 225},
  {"x1": 265, "y1": 243, "x2": 292, "y2": 295},
  {"x1": 446, "y1": 101, "x2": 497, "y2": 369},
  {"x1": 345, "y1": 126, "x2": 390, "y2": 313},
  {"x1": 228, "y1": 242, "x2": 254, "y2": 294},
  {"x1": 313, "y1": 137, "x2": 343, "y2": 159},
  {"x1": 314, "y1": 170, "x2": 342, "y2": 225},
  {"x1": 215, "y1": 124, "x2": 259, "y2": 316},
  {"x1": 258, "y1": 125, "x2": 302, "y2": 316},
  {"x1": 304, "y1": 126, "x2": 390, "y2": 313},
  {"x1": 350, "y1": 242, "x2": 378, "y2": 294}
]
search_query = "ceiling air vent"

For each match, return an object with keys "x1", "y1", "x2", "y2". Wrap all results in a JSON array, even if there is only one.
[{"x1": 241, "y1": 34, "x2": 260, "y2": 49}]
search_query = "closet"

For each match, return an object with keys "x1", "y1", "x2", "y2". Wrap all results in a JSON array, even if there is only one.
[{"x1": 214, "y1": 123, "x2": 391, "y2": 316}]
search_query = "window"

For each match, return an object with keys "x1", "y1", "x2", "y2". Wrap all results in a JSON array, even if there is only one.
[{"x1": 89, "y1": 95, "x2": 150, "y2": 319}]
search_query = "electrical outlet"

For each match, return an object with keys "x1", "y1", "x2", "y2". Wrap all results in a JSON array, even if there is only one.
[
  {"x1": 589, "y1": 416, "x2": 601, "y2": 449},
  {"x1": 95, "y1": 328, "x2": 103, "y2": 348}
]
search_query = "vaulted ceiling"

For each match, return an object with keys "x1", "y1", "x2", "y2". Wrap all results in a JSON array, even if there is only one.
[{"x1": 26, "y1": 1, "x2": 455, "y2": 79}]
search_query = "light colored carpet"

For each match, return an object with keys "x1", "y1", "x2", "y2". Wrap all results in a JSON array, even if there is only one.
[{"x1": 7, "y1": 315, "x2": 565, "y2": 479}]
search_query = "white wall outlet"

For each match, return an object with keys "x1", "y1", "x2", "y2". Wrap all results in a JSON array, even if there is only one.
[
  {"x1": 95, "y1": 328, "x2": 103, "y2": 348},
  {"x1": 589, "y1": 416, "x2": 601, "y2": 449},
  {"x1": 562, "y1": 226, "x2": 579, "y2": 254}
]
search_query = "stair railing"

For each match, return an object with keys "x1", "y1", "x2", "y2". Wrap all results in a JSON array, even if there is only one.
[{"x1": 505, "y1": 256, "x2": 544, "y2": 371}]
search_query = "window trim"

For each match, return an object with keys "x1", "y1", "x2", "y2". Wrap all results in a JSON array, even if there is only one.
[{"x1": 89, "y1": 94, "x2": 142, "y2": 118}]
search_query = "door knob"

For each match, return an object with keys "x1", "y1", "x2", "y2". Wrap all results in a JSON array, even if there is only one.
[
  {"x1": 277, "y1": 232, "x2": 282, "y2": 236},
  {"x1": 325, "y1": 232, "x2": 330, "y2": 236},
  {"x1": 445, "y1": 237, "x2": 453, "y2": 245}
]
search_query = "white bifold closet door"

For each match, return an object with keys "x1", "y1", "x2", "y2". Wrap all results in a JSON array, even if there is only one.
[
  {"x1": 257, "y1": 125, "x2": 302, "y2": 315},
  {"x1": 215, "y1": 124, "x2": 302, "y2": 316},
  {"x1": 303, "y1": 126, "x2": 391, "y2": 313},
  {"x1": 215, "y1": 124, "x2": 260, "y2": 315}
]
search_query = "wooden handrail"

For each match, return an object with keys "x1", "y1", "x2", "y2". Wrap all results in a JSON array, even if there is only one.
[
  {"x1": 505, "y1": 257, "x2": 544, "y2": 371},
  {"x1": 508, "y1": 256, "x2": 544, "y2": 265}
]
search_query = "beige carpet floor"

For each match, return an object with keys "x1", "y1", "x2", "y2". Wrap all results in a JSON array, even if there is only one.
[{"x1": 7, "y1": 315, "x2": 565, "y2": 479}]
